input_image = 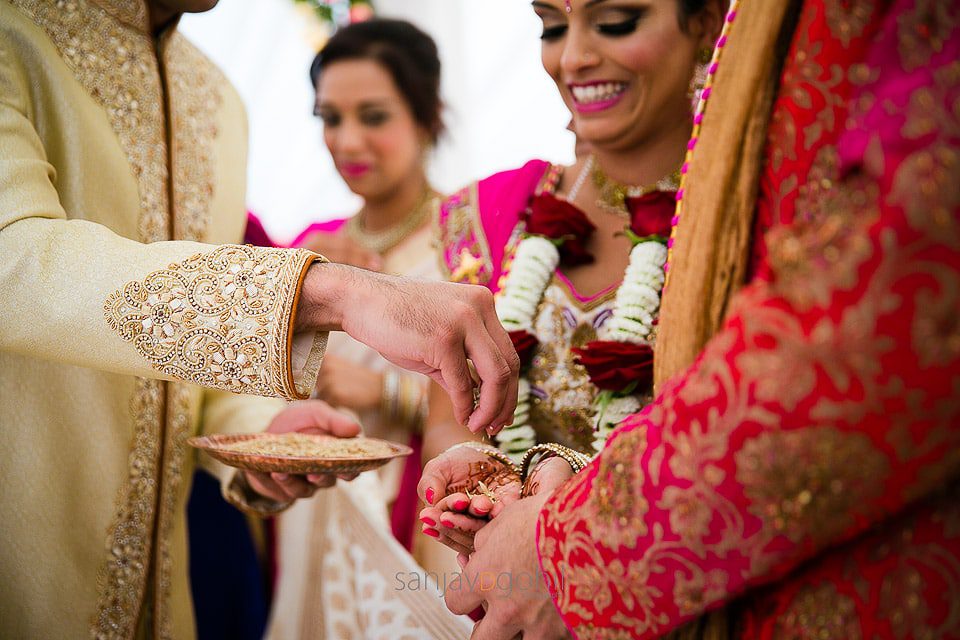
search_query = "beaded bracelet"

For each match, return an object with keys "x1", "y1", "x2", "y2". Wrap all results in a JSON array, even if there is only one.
[{"x1": 519, "y1": 443, "x2": 592, "y2": 483}]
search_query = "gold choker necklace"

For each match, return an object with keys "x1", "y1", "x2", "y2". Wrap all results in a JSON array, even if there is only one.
[
  {"x1": 590, "y1": 155, "x2": 681, "y2": 216},
  {"x1": 345, "y1": 187, "x2": 439, "y2": 255}
]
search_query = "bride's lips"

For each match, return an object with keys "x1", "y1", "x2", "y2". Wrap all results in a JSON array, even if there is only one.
[
  {"x1": 340, "y1": 162, "x2": 372, "y2": 178},
  {"x1": 568, "y1": 81, "x2": 628, "y2": 113}
]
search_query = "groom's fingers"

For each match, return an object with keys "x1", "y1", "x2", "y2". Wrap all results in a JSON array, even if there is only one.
[
  {"x1": 266, "y1": 400, "x2": 361, "y2": 437},
  {"x1": 271, "y1": 473, "x2": 317, "y2": 499},
  {"x1": 463, "y1": 326, "x2": 516, "y2": 434},
  {"x1": 438, "y1": 330, "x2": 478, "y2": 427},
  {"x1": 245, "y1": 472, "x2": 288, "y2": 503},
  {"x1": 478, "y1": 297, "x2": 521, "y2": 434}
]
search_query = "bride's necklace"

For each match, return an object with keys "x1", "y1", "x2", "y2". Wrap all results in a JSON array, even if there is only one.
[
  {"x1": 586, "y1": 154, "x2": 682, "y2": 217},
  {"x1": 493, "y1": 166, "x2": 671, "y2": 459},
  {"x1": 345, "y1": 187, "x2": 439, "y2": 255}
]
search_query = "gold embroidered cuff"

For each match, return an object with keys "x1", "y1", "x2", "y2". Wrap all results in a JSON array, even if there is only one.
[
  {"x1": 519, "y1": 443, "x2": 592, "y2": 483},
  {"x1": 104, "y1": 245, "x2": 322, "y2": 400},
  {"x1": 444, "y1": 441, "x2": 520, "y2": 474}
]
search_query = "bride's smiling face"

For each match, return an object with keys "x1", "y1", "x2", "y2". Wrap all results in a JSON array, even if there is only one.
[{"x1": 534, "y1": 0, "x2": 713, "y2": 152}]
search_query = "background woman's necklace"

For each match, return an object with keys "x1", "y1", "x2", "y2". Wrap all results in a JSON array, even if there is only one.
[
  {"x1": 590, "y1": 155, "x2": 682, "y2": 217},
  {"x1": 345, "y1": 187, "x2": 439, "y2": 255}
]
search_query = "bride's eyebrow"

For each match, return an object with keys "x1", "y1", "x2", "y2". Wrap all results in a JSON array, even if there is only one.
[{"x1": 531, "y1": 1, "x2": 562, "y2": 14}]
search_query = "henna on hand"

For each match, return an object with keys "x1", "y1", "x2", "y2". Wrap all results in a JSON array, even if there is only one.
[{"x1": 446, "y1": 460, "x2": 520, "y2": 499}]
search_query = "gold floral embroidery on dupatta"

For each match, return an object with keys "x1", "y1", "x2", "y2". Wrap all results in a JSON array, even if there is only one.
[
  {"x1": 767, "y1": 146, "x2": 880, "y2": 311},
  {"x1": 823, "y1": 0, "x2": 876, "y2": 47},
  {"x1": 891, "y1": 60, "x2": 960, "y2": 253},
  {"x1": 593, "y1": 428, "x2": 650, "y2": 546},
  {"x1": 875, "y1": 488, "x2": 960, "y2": 640},
  {"x1": 734, "y1": 427, "x2": 889, "y2": 547},
  {"x1": 896, "y1": 0, "x2": 955, "y2": 72},
  {"x1": 773, "y1": 583, "x2": 863, "y2": 640}
]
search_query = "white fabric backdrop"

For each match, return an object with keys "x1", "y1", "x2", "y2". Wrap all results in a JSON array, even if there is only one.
[{"x1": 180, "y1": 0, "x2": 574, "y2": 244}]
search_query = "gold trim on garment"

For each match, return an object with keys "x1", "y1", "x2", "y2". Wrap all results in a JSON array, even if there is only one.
[{"x1": 9, "y1": 1, "x2": 171, "y2": 635}]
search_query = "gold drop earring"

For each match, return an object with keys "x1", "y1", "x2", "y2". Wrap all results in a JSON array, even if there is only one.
[{"x1": 687, "y1": 46, "x2": 713, "y2": 107}]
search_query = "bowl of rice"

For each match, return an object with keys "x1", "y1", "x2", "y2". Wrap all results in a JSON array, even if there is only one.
[{"x1": 188, "y1": 432, "x2": 413, "y2": 474}]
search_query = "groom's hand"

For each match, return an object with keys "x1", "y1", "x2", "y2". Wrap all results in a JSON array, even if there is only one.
[
  {"x1": 295, "y1": 263, "x2": 520, "y2": 435},
  {"x1": 244, "y1": 400, "x2": 361, "y2": 503}
]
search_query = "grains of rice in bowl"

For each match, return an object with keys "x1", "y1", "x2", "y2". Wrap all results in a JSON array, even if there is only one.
[{"x1": 220, "y1": 433, "x2": 395, "y2": 458}]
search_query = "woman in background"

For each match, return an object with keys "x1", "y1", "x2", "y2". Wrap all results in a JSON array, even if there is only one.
[{"x1": 265, "y1": 19, "x2": 469, "y2": 640}]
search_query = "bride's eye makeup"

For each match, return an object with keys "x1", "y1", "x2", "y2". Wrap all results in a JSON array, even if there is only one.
[
  {"x1": 540, "y1": 23, "x2": 568, "y2": 40},
  {"x1": 533, "y1": 2, "x2": 567, "y2": 41},
  {"x1": 596, "y1": 9, "x2": 646, "y2": 36}
]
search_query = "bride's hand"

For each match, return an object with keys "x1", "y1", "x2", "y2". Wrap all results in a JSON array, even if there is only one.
[
  {"x1": 521, "y1": 455, "x2": 575, "y2": 497},
  {"x1": 417, "y1": 445, "x2": 520, "y2": 555}
]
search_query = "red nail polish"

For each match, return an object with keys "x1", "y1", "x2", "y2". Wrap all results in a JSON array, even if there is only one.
[
  {"x1": 420, "y1": 516, "x2": 436, "y2": 527},
  {"x1": 441, "y1": 518, "x2": 454, "y2": 528},
  {"x1": 453, "y1": 500, "x2": 469, "y2": 511},
  {"x1": 425, "y1": 488, "x2": 435, "y2": 504},
  {"x1": 473, "y1": 508, "x2": 489, "y2": 516},
  {"x1": 423, "y1": 527, "x2": 440, "y2": 538}
]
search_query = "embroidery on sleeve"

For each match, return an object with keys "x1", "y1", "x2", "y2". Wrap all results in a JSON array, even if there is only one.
[{"x1": 104, "y1": 245, "x2": 316, "y2": 399}]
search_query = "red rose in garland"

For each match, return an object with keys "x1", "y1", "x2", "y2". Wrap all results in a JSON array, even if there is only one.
[
  {"x1": 626, "y1": 190, "x2": 675, "y2": 240},
  {"x1": 526, "y1": 193, "x2": 596, "y2": 266},
  {"x1": 572, "y1": 340, "x2": 654, "y2": 392},
  {"x1": 508, "y1": 329, "x2": 539, "y2": 370}
]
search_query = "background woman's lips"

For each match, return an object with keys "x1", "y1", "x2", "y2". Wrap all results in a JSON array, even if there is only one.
[{"x1": 341, "y1": 163, "x2": 371, "y2": 177}]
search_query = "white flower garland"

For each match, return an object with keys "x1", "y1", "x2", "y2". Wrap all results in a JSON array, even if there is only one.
[
  {"x1": 493, "y1": 234, "x2": 667, "y2": 461},
  {"x1": 492, "y1": 236, "x2": 558, "y2": 460},
  {"x1": 589, "y1": 240, "x2": 667, "y2": 447}
]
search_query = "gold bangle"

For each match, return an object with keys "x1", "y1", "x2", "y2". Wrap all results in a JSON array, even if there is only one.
[
  {"x1": 444, "y1": 441, "x2": 520, "y2": 474},
  {"x1": 381, "y1": 370, "x2": 400, "y2": 421},
  {"x1": 519, "y1": 443, "x2": 591, "y2": 483},
  {"x1": 397, "y1": 374, "x2": 426, "y2": 431}
]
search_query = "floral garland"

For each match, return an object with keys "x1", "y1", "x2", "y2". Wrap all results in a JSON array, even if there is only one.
[{"x1": 493, "y1": 181, "x2": 673, "y2": 461}]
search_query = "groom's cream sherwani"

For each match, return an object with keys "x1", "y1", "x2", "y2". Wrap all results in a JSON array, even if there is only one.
[{"x1": 0, "y1": 1, "x2": 326, "y2": 638}]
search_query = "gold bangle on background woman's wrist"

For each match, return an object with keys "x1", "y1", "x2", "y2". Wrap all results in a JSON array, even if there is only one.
[
  {"x1": 396, "y1": 374, "x2": 426, "y2": 431},
  {"x1": 380, "y1": 369, "x2": 399, "y2": 420},
  {"x1": 519, "y1": 443, "x2": 591, "y2": 482}
]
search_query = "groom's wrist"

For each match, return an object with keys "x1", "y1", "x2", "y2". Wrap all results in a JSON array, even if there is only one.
[{"x1": 296, "y1": 262, "x2": 354, "y2": 332}]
